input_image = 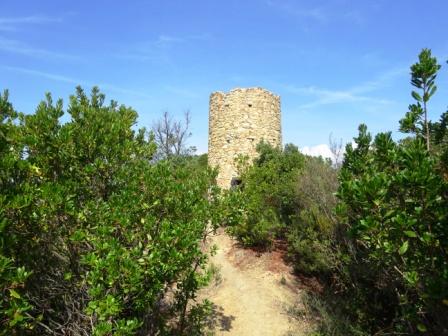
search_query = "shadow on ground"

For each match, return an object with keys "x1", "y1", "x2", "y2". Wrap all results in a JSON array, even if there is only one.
[{"x1": 206, "y1": 304, "x2": 236, "y2": 332}]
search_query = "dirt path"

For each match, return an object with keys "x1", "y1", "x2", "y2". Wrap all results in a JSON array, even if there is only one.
[{"x1": 199, "y1": 229, "x2": 311, "y2": 336}]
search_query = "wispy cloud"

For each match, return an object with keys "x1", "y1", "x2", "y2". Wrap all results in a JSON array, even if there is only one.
[
  {"x1": 163, "y1": 85, "x2": 201, "y2": 99},
  {"x1": 265, "y1": 0, "x2": 369, "y2": 26},
  {"x1": 0, "y1": 15, "x2": 62, "y2": 24},
  {"x1": 0, "y1": 15, "x2": 73, "y2": 59},
  {"x1": 229, "y1": 74, "x2": 246, "y2": 83},
  {"x1": 343, "y1": 10, "x2": 365, "y2": 25},
  {"x1": 156, "y1": 33, "x2": 211, "y2": 45},
  {"x1": 0, "y1": 37, "x2": 79, "y2": 60},
  {"x1": 0, "y1": 15, "x2": 62, "y2": 31},
  {"x1": 156, "y1": 35, "x2": 184, "y2": 45},
  {"x1": 265, "y1": 0, "x2": 328, "y2": 23},
  {"x1": 350, "y1": 67, "x2": 408, "y2": 94},
  {"x1": 285, "y1": 85, "x2": 391, "y2": 109},
  {"x1": 3, "y1": 66, "x2": 80, "y2": 84},
  {"x1": 284, "y1": 66, "x2": 407, "y2": 109},
  {"x1": 2, "y1": 65, "x2": 152, "y2": 99},
  {"x1": 117, "y1": 33, "x2": 212, "y2": 62}
]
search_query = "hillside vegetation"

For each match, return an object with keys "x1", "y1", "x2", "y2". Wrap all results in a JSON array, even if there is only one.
[
  {"x1": 0, "y1": 87, "x2": 237, "y2": 335},
  {"x1": 226, "y1": 49, "x2": 448, "y2": 335},
  {"x1": 1, "y1": 49, "x2": 447, "y2": 335}
]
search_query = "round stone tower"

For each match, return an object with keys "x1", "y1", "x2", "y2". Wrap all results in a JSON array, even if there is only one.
[{"x1": 208, "y1": 87, "x2": 282, "y2": 188}]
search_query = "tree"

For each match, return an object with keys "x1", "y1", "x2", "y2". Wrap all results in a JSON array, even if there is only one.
[
  {"x1": 399, "y1": 48, "x2": 441, "y2": 151},
  {"x1": 152, "y1": 110, "x2": 194, "y2": 160},
  {"x1": 329, "y1": 133, "x2": 344, "y2": 168}
]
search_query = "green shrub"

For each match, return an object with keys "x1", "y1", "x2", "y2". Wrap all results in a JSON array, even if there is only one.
[
  {"x1": 0, "y1": 87, "x2": 228, "y2": 335},
  {"x1": 299, "y1": 292, "x2": 369, "y2": 336},
  {"x1": 335, "y1": 49, "x2": 448, "y2": 334},
  {"x1": 226, "y1": 142, "x2": 304, "y2": 247},
  {"x1": 225, "y1": 142, "x2": 340, "y2": 275},
  {"x1": 0, "y1": 90, "x2": 35, "y2": 333},
  {"x1": 287, "y1": 156, "x2": 339, "y2": 275},
  {"x1": 338, "y1": 126, "x2": 448, "y2": 333}
]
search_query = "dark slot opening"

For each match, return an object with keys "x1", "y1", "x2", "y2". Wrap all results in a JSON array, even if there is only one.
[{"x1": 230, "y1": 177, "x2": 242, "y2": 189}]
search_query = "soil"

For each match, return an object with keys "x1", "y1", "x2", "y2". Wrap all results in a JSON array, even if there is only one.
[{"x1": 198, "y1": 229, "x2": 313, "y2": 336}]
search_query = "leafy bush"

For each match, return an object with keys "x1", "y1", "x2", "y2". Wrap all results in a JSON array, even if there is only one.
[
  {"x1": 337, "y1": 126, "x2": 448, "y2": 333},
  {"x1": 226, "y1": 142, "x2": 304, "y2": 247},
  {"x1": 0, "y1": 90, "x2": 35, "y2": 332},
  {"x1": 225, "y1": 141, "x2": 340, "y2": 276},
  {"x1": 0, "y1": 87, "x2": 227, "y2": 335},
  {"x1": 287, "y1": 156, "x2": 339, "y2": 275},
  {"x1": 335, "y1": 49, "x2": 448, "y2": 334}
]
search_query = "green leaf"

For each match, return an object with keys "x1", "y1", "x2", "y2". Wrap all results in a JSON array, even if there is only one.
[
  {"x1": 422, "y1": 232, "x2": 431, "y2": 243},
  {"x1": 404, "y1": 230, "x2": 417, "y2": 238},
  {"x1": 399, "y1": 241, "x2": 409, "y2": 255},
  {"x1": 9, "y1": 289, "x2": 21, "y2": 299},
  {"x1": 403, "y1": 270, "x2": 419, "y2": 286},
  {"x1": 411, "y1": 91, "x2": 422, "y2": 102},
  {"x1": 417, "y1": 323, "x2": 427, "y2": 332},
  {"x1": 428, "y1": 85, "x2": 437, "y2": 98}
]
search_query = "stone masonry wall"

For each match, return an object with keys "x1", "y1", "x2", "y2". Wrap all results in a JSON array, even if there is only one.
[{"x1": 208, "y1": 87, "x2": 282, "y2": 188}]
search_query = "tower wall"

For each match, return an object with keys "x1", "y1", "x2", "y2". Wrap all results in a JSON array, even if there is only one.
[{"x1": 208, "y1": 87, "x2": 282, "y2": 188}]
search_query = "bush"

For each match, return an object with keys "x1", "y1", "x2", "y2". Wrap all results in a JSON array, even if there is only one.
[
  {"x1": 337, "y1": 126, "x2": 448, "y2": 334},
  {"x1": 0, "y1": 87, "x2": 227, "y2": 335},
  {"x1": 226, "y1": 142, "x2": 304, "y2": 247},
  {"x1": 0, "y1": 89, "x2": 35, "y2": 332},
  {"x1": 224, "y1": 142, "x2": 340, "y2": 276},
  {"x1": 334, "y1": 49, "x2": 448, "y2": 334},
  {"x1": 287, "y1": 156, "x2": 339, "y2": 275}
]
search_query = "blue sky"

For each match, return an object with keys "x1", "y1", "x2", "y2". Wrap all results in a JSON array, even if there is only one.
[{"x1": 1, "y1": 0, "x2": 448, "y2": 155}]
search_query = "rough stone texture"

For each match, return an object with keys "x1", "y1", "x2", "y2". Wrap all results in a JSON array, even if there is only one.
[{"x1": 208, "y1": 87, "x2": 282, "y2": 188}]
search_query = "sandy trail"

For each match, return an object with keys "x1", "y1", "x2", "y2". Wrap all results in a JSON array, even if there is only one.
[{"x1": 199, "y1": 229, "x2": 310, "y2": 336}]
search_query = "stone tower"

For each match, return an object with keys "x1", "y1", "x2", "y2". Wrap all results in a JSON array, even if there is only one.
[{"x1": 208, "y1": 87, "x2": 282, "y2": 188}]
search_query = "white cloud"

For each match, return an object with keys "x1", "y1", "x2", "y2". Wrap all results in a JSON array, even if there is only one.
[
  {"x1": 350, "y1": 67, "x2": 407, "y2": 94},
  {"x1": 2, "y1": 65, "x2": 152, "y2": 99},
  {"x1": 156, "y1": 33, "x2": 211, "y2": 46},
  {"x1": 300, "y1": 143, "x2": 334, "y2": 160},
  {"x1": 286, "y1": 85, "x2": 390, "y2": 109},
  {"x1": 265, "y1": 0, "x2": 373, "y2": 26},
  {"x1": 163, "y1": 85, "x2": 201, "y2": 99},
  {"x1": 301, "y1": 141, "x2": 359, "y2": 164},
  {"x1": 0, "y1": 37, "x2": 79, "y2": 60},
  {"x1": 0, "y1": 15, "x2": 73, "y2": 59},
  {"x1": 0, "y1": 15, "x2": 62, "y2": 31},
  {"x1": 265, "y1": 0, "x2": 328, "y2": 23},
  {"x1": 156, "y1": 35, "x2": 184, "y2": 45},
  {"x1": 116, "y1": 33, "x2": 212, "y2": 63},
  {"x1": 283, "y1": 66, "x2": 406, "y2": 110},
  {"x1": 3, "y1": 66, "x2": 81, "y2": 84}
]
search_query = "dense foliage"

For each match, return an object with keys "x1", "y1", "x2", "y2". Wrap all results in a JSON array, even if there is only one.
[
  {"x1": 1, "y1": 48, "x2": 447, "y2": 336},
  {"x1": 226, "y1": 49, "x2": 448, "y2": 335},
  {"x1": 0, "y1": 87, "x2": 225, "y2": 335},
  {"x1": 335, "y1": 49, "x2": 448, "y2": 335},
  {"x1": 287, "y1": 156, "x2": 339, "y2": 275},
  {"x1": 226, "y1": 142, "x2": 304, "y2": 247},
  {"x1": 336, "y1": 124, "x2": 448, "y2": 334},
  {"x1": 226, "y1": 142, "x2": 339, "y2": 276}
]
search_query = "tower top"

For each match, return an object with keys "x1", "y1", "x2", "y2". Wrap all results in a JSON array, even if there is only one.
[{"x1": 211, "y1": 87, "x2": 279, "y2": 96}]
